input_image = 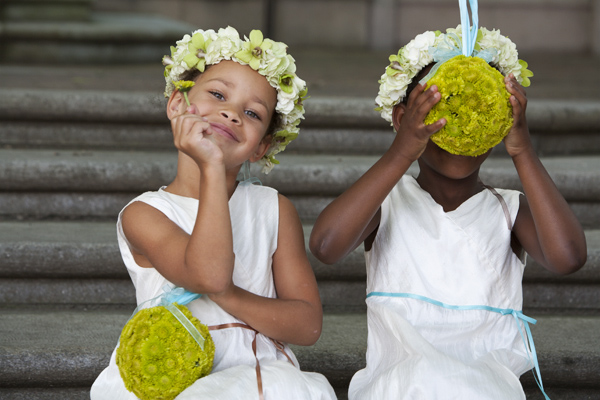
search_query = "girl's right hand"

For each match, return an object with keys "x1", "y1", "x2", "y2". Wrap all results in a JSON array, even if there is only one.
[
  {"x1": 391, "y1": 83, "x2": 446, "y2": 162},
  {"x1": 171, "y1": 105, "x2": 225, "y2": 168}
]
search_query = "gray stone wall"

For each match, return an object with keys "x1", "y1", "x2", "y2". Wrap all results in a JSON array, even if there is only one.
[{"x1": 91, "y1": 0, "x2": 600, "y2": 53}]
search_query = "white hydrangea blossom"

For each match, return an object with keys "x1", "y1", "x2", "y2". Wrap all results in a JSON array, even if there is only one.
[
  {"x1": 163, "y1": 26, "x2": 307, "y2": 173},
  {"x1": 376, "y1": 25, "x2": 530, "y2": 125}
]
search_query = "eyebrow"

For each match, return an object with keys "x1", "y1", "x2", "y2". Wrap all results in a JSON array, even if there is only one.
[{"x1": 205, "y1": 77, "x2": 271, "y2": 113}]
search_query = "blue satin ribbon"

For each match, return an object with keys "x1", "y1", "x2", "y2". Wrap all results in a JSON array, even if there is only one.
[
  {"x1": 367, "y1": 291, "x2": 551, "y2": 400},
  {"x1": 240, "y1": 160, "x2": 262, "y2": 186},
  {"x1": 419, "y1": 0, "x2": 498, "y2": 85},
  {"x1": 460, "y1": 0, "x2": 479, "y2": 57},
  {"x1": 129, "y1": 284, "x2": 206, "y2": 350}
]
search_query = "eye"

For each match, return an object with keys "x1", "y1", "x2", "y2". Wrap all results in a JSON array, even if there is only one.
[
  {"x1": 245, "y1": 110, "x2": 261, "y2": 120},
  {"x1": 209, "y1": 91, "x2": 224, "y2": 100}
]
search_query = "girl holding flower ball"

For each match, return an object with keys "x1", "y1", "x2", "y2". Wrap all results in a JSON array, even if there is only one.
[
  {"x1": 310, "y1": 3, "x2": 586, "y2": 399},
  {"x1": 91, "y1": 26, "x2": 336, "y2": 400}
]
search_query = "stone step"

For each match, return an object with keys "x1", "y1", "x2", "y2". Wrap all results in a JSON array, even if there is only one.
[
  {"x1": 0, "y1": 220, "x2": 598, "y2": 312},
  {"x1": 1, "y1": 150, "x2": 599, "y2": 227},
  {"x1": 1, "y1": 13, "x2": 194, "y2": 64},
  {"x1": 2, "y1": 150, "x2": 600, "y2": 198},
  {"x1": 1, "y1": 89, "x2": 600, "y2": 155},
  {"x1": 2, "y1": 0, "x2": 92, "y2": 22},
  {"x1": 0, "y1": 308, "x2": 598, "y2": 399}
]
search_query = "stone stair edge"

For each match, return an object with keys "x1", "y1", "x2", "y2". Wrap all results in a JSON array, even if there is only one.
[
  {"x1": 1, "y1": 150, "x2": 599, "y2": 200},
  {"x1": 3, "y1": 12, "x2": 196, "y2": 40},
  {"x1": 0, "y1": 309, "x2": 598, "y2": 391},
  {"x1": 2, "y1": 89, "x2": 600, "y2": 130},
  {"x1": 0, "y1": 220, "x2": 598, "y2": 284}
]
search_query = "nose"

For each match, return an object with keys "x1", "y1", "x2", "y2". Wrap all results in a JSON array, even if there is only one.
[{"x1": 220, "y1": 109, "x2": 240, "y2": 124}]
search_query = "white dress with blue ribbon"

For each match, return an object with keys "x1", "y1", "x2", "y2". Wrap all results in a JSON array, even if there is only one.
[
  {"x1": 348, "y1": 175, "x2": 534, "y2": 400},
  {"x1": 91, "y1": 184, "x2": 336, "y2": 400}
]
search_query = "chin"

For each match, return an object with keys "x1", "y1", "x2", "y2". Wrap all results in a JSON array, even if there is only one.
[{"x1": 421, "y1": 143, "x2": 491, "y2": 180}]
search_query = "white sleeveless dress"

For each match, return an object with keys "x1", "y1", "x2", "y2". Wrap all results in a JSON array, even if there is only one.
[
  {"x1": 91, "y1": 184, "x2": 336, "y2": 400},
  {"x1": 349, "y1": 175, "x2": 532, "y2": 400}
]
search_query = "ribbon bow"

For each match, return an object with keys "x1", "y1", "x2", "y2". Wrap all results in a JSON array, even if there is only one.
[
  {"x1": 420, "y1": 0, "x2": 498, "y2": 85},
  {"x1": 131, "y1": 284, "x2": 206, "y2": 350}
]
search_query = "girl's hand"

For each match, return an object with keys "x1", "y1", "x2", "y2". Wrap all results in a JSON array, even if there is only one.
[
  {"x1": 504, "y1": 73, "x2": 533, "y2": 158},
  {"x1": 391, "y1": 83, "x2": 446, "y2": 163},
  {"x1": 171, "y1": 105, "x2": 224, "y2": 168}
]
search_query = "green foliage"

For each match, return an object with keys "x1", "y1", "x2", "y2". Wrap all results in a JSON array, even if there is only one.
[
  {"x1": 116, "y1": 304, "x2": 215, "y2": 400},
  {"x1": 424, "y1": 55, "x2": 513, "y2": 156}
]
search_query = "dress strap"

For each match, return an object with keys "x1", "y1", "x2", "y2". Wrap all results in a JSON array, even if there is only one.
[
  {"x1": 367, "y1": 292, "x2": 551, "y2": 400},
  {"x1": 209, "y1": 322, "x2": 295, "y2": 400},
  {"x1": 481, "y1": 183, "x2": 513, "y2": 230}
]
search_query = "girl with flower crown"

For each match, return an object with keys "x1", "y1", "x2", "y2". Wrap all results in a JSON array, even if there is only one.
[
  {"x1": 309, "y1": 9, "x2": 586, "y2": 400},
  {"x1": 91, "y1": 27, "x2": 336, "y2": 400}
]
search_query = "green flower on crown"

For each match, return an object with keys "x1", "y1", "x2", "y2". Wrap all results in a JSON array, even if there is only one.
[
  {"x1": 183, "y1": 32, "x2": 212, "y2": 72},
  {"x1": 235, "y1": 30, "x2": 272, "y2": 70}
]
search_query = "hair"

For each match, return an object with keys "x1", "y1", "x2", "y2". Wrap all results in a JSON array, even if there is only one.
[
  {"x1": 401, "y1": 63, "x2": 434, "y2": 105},
  {"x1": 179, "y1": 65, "x2": 280, "y2": 139}
]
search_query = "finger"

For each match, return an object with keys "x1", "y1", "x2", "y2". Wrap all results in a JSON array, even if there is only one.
[
  {"x1": 406, "y1": 82, "x2": 428, "y2": 108},
  {"x1": 505, "y1": 74, "x2": 527, "y2": 98},
  {"x1": 425, "y1": 117, "x2": 446, "y2": 135},
  {"x1": 509, "y1": 95, "x2": 523, "y2": 119},
  {"x1": 414, "y1": 86, "x2": 441, "y2": 118}
]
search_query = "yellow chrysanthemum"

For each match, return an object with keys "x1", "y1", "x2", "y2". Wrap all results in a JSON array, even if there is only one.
[
  {"x1": 424, "y1": 55, "x2": 513, "y2": 156},
  {"x1": 116, "y1": 304, "x2": 215, "y2": 400}
]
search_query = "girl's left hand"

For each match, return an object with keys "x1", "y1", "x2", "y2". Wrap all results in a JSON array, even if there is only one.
[{"x1": 503, "y1": 73, "x2": 533, "y2": 158}]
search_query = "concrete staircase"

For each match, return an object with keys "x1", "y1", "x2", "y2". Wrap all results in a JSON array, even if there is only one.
[
  {"x1": 1, "y1": 5, "x2": 600, "y2": 397},
  {"x1": 1, "y1": 85, "x2": 600, "y2": 399}
]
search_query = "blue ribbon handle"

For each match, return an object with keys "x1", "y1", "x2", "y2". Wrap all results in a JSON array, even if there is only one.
[
  {"x1": 128, "y1": 284, "x2": 207, "y2": 350},
  {"x1": 159, "y1": 284, "x2": 202, "y2": 306},
  {"x1": 459, "y1": 0, "x2": 479, "y2": 57},
  {"x1": 420, "y1": 0, "x2": 498, "y2": 85}
]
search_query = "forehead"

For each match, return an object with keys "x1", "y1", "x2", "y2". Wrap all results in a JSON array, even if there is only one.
[{"x1": 198, "y1": 61, "x2": 277, "y2": 106}]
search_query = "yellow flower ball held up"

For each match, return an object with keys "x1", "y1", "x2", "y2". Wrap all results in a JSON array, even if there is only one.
[
  {"x1": 116, "y1": 304, "x2": 215, "y2": 400},
  {"x1": 424, "y1": 55, "x2": 513, "y2": 156}
]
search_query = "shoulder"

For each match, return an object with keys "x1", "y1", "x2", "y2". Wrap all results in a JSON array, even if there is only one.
[
  {"x1": 120, "y1": 191, "x2": 184, "y2": 252},
  {"x1": 277, "y1": 193, "x2": 298, "y2": 220}
]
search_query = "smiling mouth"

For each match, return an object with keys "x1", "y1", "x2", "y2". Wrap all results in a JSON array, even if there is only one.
[{"x1": 210, "y1": 123, "x2": 239, "y2": 142}]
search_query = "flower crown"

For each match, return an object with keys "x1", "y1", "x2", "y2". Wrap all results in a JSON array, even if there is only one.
[
  {"x1": 163, "y1": 27, "x2": 307, "y2": 174},
  {"x1": 375, "y1": 25, "x2": 533, "y2": 124}
]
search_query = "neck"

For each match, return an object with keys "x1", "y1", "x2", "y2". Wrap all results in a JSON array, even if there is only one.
[
  {"x1": 165, "y1": 153, "x2": 241, "y2": 200},
  {"x1": 416, "y1": 165, "x2": 484, "y2": 212}
]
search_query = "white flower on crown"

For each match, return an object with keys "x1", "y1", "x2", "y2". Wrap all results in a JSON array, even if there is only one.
[
  {"x1": 205, "y1": 27, "x2": 241, "y2": 64},
  {"x1": 404, "y1": 31, "x2": 437, "y2": 70},
  {"x1": 276, "y1": 75, "x2": 306, "y2": 115},
  {"x1": 375, "y1": 25, "x2": 532, "y2": 125},
  {"x1": 163, "y1": 26, "x2": 307, "y2": 173}
]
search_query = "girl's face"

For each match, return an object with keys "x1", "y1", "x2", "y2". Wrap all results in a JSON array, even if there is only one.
[
  {"x1": 418, "y1": 140, "x2": 491, "y2": 181},
  {"x1": 184, "y1": 60, "x2": 277, "y2": 167}
]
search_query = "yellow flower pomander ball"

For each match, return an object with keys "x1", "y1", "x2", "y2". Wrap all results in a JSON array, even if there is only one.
[
  {"x1": 424, "y1": 55, "x2": 513, "y2": 156},
  {"x1": 116, "y1": 304, "x2": 215, "y2": 400}
]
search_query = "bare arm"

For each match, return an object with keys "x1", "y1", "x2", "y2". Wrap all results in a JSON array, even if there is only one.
[
  {"x1": 208, "y1": 195, "x2": 323, "y2": 345},
  {"x1": 309, "y1": 83, "x2": 446, "y2": 264},
  {"x1": 505, "y1": 74, "x2": 587, "y2": 274},
  {"x1": 122, "y1": 106, "x2": 236, "y2": 294}
]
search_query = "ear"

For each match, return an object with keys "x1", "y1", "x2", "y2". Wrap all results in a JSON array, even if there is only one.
[
  {"x1": 166, "y1": 90, "x2": 185, "y2": 121},
  {"x1": 392, "y1": 103, "x2": 406, "y2": 133},
  {"x1": 249, "y1": 135, "x2": 272, "y2": 163}
]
